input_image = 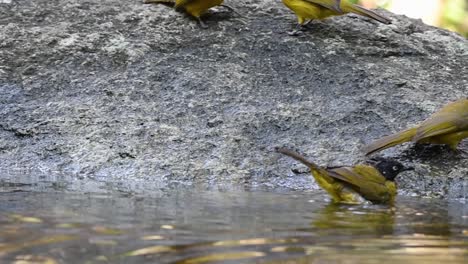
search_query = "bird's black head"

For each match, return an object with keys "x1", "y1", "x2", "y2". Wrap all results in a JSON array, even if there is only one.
[{"x1": 370, "y1": 158, "x2": 414, "y2": 181}]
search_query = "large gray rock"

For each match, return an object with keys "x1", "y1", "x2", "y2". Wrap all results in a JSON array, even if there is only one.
[{"x1": 0, "y1": 0, "x2": 467, "y2": 198}]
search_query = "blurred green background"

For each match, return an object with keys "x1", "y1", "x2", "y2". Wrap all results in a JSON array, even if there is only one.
[{"x1": 351, "y1": 0, "x2": 468, "y2": 37}]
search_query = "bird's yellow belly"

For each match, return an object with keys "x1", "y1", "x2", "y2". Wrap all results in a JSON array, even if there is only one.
[
  {"x1": 282, "y1": 0, "x2": 338, "y2": 23},
  {"x1": 384, "y1": 181, "x2": 397, "y2": 203},
  {"x1": 338, "y1": 189, "x2": 365, "y2": 204},
  {"x1": 183, "y1": 0, "x2": 224, "y2": 18},
  {"x1": 311, "y1": 170, "x2": 362, "y2": 204}
]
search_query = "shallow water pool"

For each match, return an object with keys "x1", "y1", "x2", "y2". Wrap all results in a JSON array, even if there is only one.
[{"x1": 0, "y1": 189, "x2": 467, "y2": 263}]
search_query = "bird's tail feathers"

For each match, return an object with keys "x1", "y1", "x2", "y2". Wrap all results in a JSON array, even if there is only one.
[
  {"x1": 349, "y1": 5, "x2": 391, "y2": 24},
  {"x1": 363, "y1": 128, "x2": 417, "y2": 156},
  {"x1": 276, "y1": 147, "x2": 321, "y2": 171}
]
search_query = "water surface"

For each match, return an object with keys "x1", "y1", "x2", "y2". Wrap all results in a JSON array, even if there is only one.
[{"x1": 0, "y1": 189, "x2": 467, "y2": 263}]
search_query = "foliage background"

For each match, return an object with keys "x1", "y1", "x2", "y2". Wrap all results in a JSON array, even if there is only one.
[{"x1": 352, "y1": 0, "x2": 467, "y2": 37}]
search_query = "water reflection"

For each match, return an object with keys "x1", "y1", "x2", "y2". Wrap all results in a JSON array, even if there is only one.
[
  {"x1": 311, "y1": 203, "x2": 395, "y2": 234},
  {"x1": 0, "y1": 190, "x2": 466, "y2": 263}
]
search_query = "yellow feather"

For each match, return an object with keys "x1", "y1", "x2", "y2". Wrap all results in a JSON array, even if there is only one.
[
  {"x1": 144, "y1": 0, "x2": 227, "y2": 27},
  {"x1": 364, "y1": 98, "x2": 468, "y2": 155},
  {"x1": 282, "y1": 0, "x2": 391, "y2": 26},
  {"x1": 363, "y1": 128, "x2": 416, "y2": 156},
  {"x1": 276, "y1": 148, "x2": 402, "y2": 204},
  {"x1": 176, "y1": 0, "x2": 224, "y2": 18}
]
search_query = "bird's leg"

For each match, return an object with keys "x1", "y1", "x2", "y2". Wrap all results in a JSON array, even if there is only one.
[
  {"x1": 303, "y1": 19, "x2": 312, "y2": 27},
  {"x1": 197, "y1": 17, "x2": 208, "y2": 29},
  {"x1": 219, "y1": 4, "x2": 245, "y2": 18}
]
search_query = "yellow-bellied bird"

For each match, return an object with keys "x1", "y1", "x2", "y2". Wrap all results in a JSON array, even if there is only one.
[
  {"x1": 281, "y1": 0, "x2": 391, "y2": 35},
  {"x1": 144, "y1": 0, "x2": 241, "y2": 28},
  {"x1": 276, "y1": 147, "x2": 413, "y2": 204},
  {"x1": 364, "y1": 98, "x2": 468, "y2": 156}
]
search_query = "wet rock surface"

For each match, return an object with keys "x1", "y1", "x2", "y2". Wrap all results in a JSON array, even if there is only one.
[{"x1": 0, "y1": 0, "x2": 467, "y2": 198}]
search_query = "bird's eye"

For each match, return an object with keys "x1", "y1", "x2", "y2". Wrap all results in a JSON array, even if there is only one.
[{"x1": 392, "y1": 166, "x2": 398, "y2": 171}]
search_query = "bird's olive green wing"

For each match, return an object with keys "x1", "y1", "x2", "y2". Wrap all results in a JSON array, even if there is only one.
[
  {"x1": 350, "y1": 164, "x2": 388, "y2": 184},
  {"x1": 415, "y1": 112, "x2": 468, "y2": 141},
  {"x1": 327, "y1": 165, "x2": 387, "y2": 202},
  {"x1": 429, "y1": 99, "x2": 468, "y2": 117},
  {"x1": 303, "y1": 0, "x2": 343, "y2": 13},
  {"x1": 415, "y1": 99, "x2": 468, "y2": 140},
  {"x1": 328, "y1": 165, "x2": 386, "y2": 185},
  {"x1": 175, "y1": 0, "x2": 196, "y2": 8}
]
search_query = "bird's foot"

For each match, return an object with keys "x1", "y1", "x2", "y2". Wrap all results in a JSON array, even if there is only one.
[
  {"x1": 302, "y1": 20, "x2": 312, "y2": 27},
  {"x1": 288, "y1": 24, "x2": 304, "y2": 36}
]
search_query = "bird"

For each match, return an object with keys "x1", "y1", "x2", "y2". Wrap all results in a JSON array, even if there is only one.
[
  {"x1": 143, "y1": 0, "x2": 242, "y2": 28},
  {"x1": 276, "y1": 147, "x2": 413, "y2": 204},
  {"x1": 281, "y1": 0, "x2": 391, "y2": 35},
  {"x1": 363, "y1": 98, "x2": 468, "y2": 156}
]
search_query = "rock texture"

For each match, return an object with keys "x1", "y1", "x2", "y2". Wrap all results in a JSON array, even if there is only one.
[{"x1": 0, "y1": 0, "x2": 467, "y2": 198}]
